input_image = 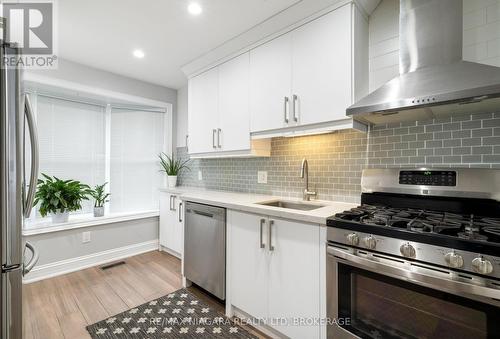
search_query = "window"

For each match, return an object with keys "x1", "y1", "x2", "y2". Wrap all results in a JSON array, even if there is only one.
[
  {"x1": 27, "y1": 92, "x2": 169, "y2": 227},
  {"x1": 36, "y1": 96, "x2": 106, "y2": 216},
  {"x1": 110, "y1": 108, "x2": 165, "y2": 213}
]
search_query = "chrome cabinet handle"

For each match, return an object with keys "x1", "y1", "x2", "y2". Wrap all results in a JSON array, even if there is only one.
[
  {"x1": 259, "y1": 218, "x2": 266, "y2": 249},
  {"x1": 292, "y1": 94, "x2": 298, "y2": 122},
  {"x1": 178, "y1": 202, "x2": 183, "y2": 222},
  {"x1": 212, "y1": 129, "x2": 217, "y2": 148},
  {"x1": 172, "y1": 196, "x2": 177, "y2": 211},
  {"x1": 185, "y1": 134, "x2": 189, "y2": 151},
  {"x1": 24, "y1": 94, "x2": 39, "y2": 218},
  {"x1": 169, "y1": 195, "x2": 173, "y2": 210},
  {"x1": 217, "y1": 128, "x2": 222, "y2": 148},
  {"x1": 269, "y1": 220, "x2": 275, "y2": 251},
  {"x1": 284, "y1": 97, "x2": 289, "y2": 123},
  {"x1": 23, "y1": 241, "x2": 39, "y2": 275}
]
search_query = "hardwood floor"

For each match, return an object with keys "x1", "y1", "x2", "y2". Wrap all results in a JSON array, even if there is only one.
[{"x1": 23, "y1": 250, "x2": 265, "y2": 339}]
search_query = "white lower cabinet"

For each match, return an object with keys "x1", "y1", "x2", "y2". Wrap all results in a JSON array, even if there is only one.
[
  {"x1": 229, "y1": 210, "x2": 320, "y2": 339},
  {"x1": 230, "y1": 212, "x2": 269, "y2": 319},
  {"x1": 159, "y1": 192, "x2": 184, "y2": 257}
]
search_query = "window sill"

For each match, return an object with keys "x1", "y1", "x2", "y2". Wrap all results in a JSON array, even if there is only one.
[{"x1": 23, "y1": 210, "x2": 160, "y2": 236}]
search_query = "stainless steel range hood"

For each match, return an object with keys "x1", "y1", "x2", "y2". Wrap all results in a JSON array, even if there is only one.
[{"x1": 347, "y1": 0, "x2": 500, "y2": 125}]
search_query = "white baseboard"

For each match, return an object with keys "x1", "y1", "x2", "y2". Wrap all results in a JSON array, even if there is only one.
[
  {"x1": 159, "y1": 245, "x2": 181, "y2": 259},
  {"x1": 232, "y1": 307, "x2": 285, "y2": 339},
  {"x1": 23, "y1": 240, "x2": 159, "y2": 284}
]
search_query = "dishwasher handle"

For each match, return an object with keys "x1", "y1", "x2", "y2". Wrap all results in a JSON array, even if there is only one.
[
  {"x1": 185, "y1": 202, "x2": 225, "y2": 221},
  {"x1": 190, "y1": 209, "x2": 214, "y2": 218}
]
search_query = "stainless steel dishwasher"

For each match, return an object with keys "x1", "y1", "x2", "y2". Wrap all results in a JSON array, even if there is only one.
[{"x1": 184, "y1": 202, "x2": 226, "y2": 300}]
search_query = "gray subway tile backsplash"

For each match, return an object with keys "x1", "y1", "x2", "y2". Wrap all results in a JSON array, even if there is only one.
[{"x1": 177, "y1": 113, "x2": 500, "y2": 204}]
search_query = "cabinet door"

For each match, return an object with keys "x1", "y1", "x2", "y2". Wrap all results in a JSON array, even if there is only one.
[
  {"x1": 159, "y1": 192, "x2": 170, "y2": 248},
  {"x1": 165, "y1": 195, "x2": 177, "y2": 253},
  {"x1": 268, "y1": 218, "x2": 320, "y2": 339},
  {"x1": 218, "y1": 53, "x2": 251, "y2": 152},
  {"x1": 188, "y1": 67, "x2": 219, "y2": 154},
  {"x1": 249, "y1": 33, "x2": 292, "y2": 132},
  {"x1": 171, "y1": 199, "x2": 184, "y2": 255},
  {"x1": 160, "y1": 194, "x2": 182, "y2": 256},
  {"x1": 291, "y1": 5, "x2": 352, "y2": 126},
  {"x1": 229, "y1": 211, "x2": 268, "y2": 319}
]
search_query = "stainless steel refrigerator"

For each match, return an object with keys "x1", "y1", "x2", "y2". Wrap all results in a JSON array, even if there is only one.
[{"x1": 1, "y1": 41, "x2": 40, "y2": 339}]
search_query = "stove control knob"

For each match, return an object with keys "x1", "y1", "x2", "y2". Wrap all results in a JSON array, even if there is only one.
[
  {"x1": 472, "y1": 256, "x2": 493, "y2": 275},
  {"x1": 400, "y1": 242, "x2": 416, "y2": 258},
  {"x1": 444, "y1": 251, "x2": 464, "y2": 268},
  {"x1": 363, "y1": 235, "x2": 377, "y2": 249},
  {"x1": 346, "y1": 233, "x2": 359, "y2": 246}
]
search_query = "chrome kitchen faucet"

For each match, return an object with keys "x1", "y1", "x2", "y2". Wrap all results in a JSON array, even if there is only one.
[{"x1": 300, "y1": 158, "x2": 317, "y2": 201}]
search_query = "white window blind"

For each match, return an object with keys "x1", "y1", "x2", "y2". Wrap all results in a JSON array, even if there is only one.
[
  {"x1": 36, "y1": 95, "x2": 106, "y2": 215},
  {"x1": 110, "y1": 108, "x2": 165, "y2": 213}
]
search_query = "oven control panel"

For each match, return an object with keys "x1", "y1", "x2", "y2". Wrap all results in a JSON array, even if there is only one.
[
  {"x1": 399, "y1": 170, "x2": 456, "y2": 186},
  {"x1": 327, "y1": 227, "x2": 500, "y2": 279}
]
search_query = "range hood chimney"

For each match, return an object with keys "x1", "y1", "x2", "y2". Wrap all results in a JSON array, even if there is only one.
[{"x1": 347, "y1": 0, "x2": 500, "y2": 125}]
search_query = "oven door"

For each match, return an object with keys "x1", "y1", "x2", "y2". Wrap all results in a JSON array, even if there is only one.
[{"x1": 327, "y1": 245, "x2": 500, "y2": 339}]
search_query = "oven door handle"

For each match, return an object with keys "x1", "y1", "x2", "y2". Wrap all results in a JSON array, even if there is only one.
[{"x1": 328, "y1": 247, "x2": 500, "y2": 300}]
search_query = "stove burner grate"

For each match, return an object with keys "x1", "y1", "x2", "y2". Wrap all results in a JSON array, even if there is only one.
[{"x1": 334, "y1": 204, "x2": 500, "y2": 244}]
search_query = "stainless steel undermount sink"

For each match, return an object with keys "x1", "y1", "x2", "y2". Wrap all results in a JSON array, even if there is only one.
[{"x1": 256, "y1": 200, "x2": 325, "y2": 211}]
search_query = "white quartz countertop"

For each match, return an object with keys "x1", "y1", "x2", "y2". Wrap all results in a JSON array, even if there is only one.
[{"x1": 160, "y1": 187, "x2": 357, "y2": 225}]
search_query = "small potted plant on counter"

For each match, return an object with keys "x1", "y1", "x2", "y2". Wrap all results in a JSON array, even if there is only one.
[
  {"x1": 90, "y1": 182, "x2": 110, "y2": 217},
  {"x1": 34, "y1": 174, "x2": 92, "y2": 223},
  {"x1": 159, "y1": 152, "x2": 190, "y2": 188}
]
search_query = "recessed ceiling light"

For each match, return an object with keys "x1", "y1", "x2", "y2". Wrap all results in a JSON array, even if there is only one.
[
  {"x1": 188, "y1": 2, "x2": 202, "y2": 15},
  {"x1": 133, "y1": 49, "x2": 145, "y2": 58}
]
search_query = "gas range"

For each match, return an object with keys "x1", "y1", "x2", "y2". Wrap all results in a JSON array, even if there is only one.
[
  {"x1": 337, "y1": 205, "x2": 500, "y2": 239},
  {"x1": 327, "y1": 168, "x2": 500, "y2": 279},
  {"x1": 326, "y1": 168, "x2": 500, "y2": 339}
]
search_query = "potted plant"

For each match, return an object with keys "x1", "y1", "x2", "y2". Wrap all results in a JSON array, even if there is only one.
[
  {"x1": 89, "y1": 183, "x2": 110, "y2": 217},
  {"x1": 159, "y1": 152, "x2": 190, "y2": 187},
  {"x1": 34, "y1": 174, "x2": 92, "y2": 223}
]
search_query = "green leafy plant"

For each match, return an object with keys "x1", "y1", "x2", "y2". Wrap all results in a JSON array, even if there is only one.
[
  {"x1": 33, "y1": 174, "x2": 93, "y2": 217},
  {"x1": 159, "y1": 153, "x2": 190, "y2": 176},
  {"x1": 89, "y1": 182, "x2": 111, "y2": 208}
]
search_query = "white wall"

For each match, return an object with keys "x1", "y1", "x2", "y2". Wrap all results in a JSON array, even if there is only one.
[
  {"x1": 175, "y1": 85, "x2": 189, "y2": 148},
  {"x1": 24, "y1": 217, "x2": 158, "y2": 282},
  {"x1": 368, "y1": 0, "x2": 399, "y2": 92},
  {"x1": 463, "y1": 0, "x2": 500, "y2": 66},
  {"x1": 23, "y1": 59, "x2": 173, "y2": 282},
  {"x1": 27, "y1": 58, "x2": 177, "y2": 106},
  {"x1": 368, "y1": 0, "x2": 500, "y2": 92}
]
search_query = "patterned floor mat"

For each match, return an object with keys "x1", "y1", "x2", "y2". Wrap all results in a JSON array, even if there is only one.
[{"x1": 87, "y1": 288, "x2": 257, "y2": 338}]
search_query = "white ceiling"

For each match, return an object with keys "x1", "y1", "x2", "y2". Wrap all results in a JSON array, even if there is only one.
[{"x1": 58, "y1": 0, "x2": 301, "y2": 89}]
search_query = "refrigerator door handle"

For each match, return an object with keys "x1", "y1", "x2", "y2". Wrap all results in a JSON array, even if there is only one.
[
  {"x1": 22, "y1": 241, "x2": 39, "y2": 276},
  {"x1": 23, "y1": 94, "x2": 39, "y2": 218}
]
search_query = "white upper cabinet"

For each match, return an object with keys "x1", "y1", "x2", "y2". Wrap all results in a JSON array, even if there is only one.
[
  {"x1": 188, "y1": 67, "x2": 219, "y2": 154},
  {"x1": 218, "y1": 53, "x2": 251, "y2": 152},
  {"x1": 187, "y1": 2, "x2": 368, "y2": 157},
  {"x1": 249, "y1": 3, "x2": 367, "y2": 135},
  {"x1": 291, "y1": 5, "x2": 352, "y2": 125},
  {"x1": 249, "y1": 34, "x2": 293, "y2": 132},
  {"x1": 188, "y1": 52, "x2": 271, "y2": 158}
]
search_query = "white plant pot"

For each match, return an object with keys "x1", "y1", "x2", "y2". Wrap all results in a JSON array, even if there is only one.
[
  {"x1": 167, "y1": 175, "x2": 178, "y2": 188},
  {"x1": 94, "y1": 206, "x2": 105, "y2": 217},
  {"x1": 52, "y1": 211, "x2": 69, "y2": 224}
]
